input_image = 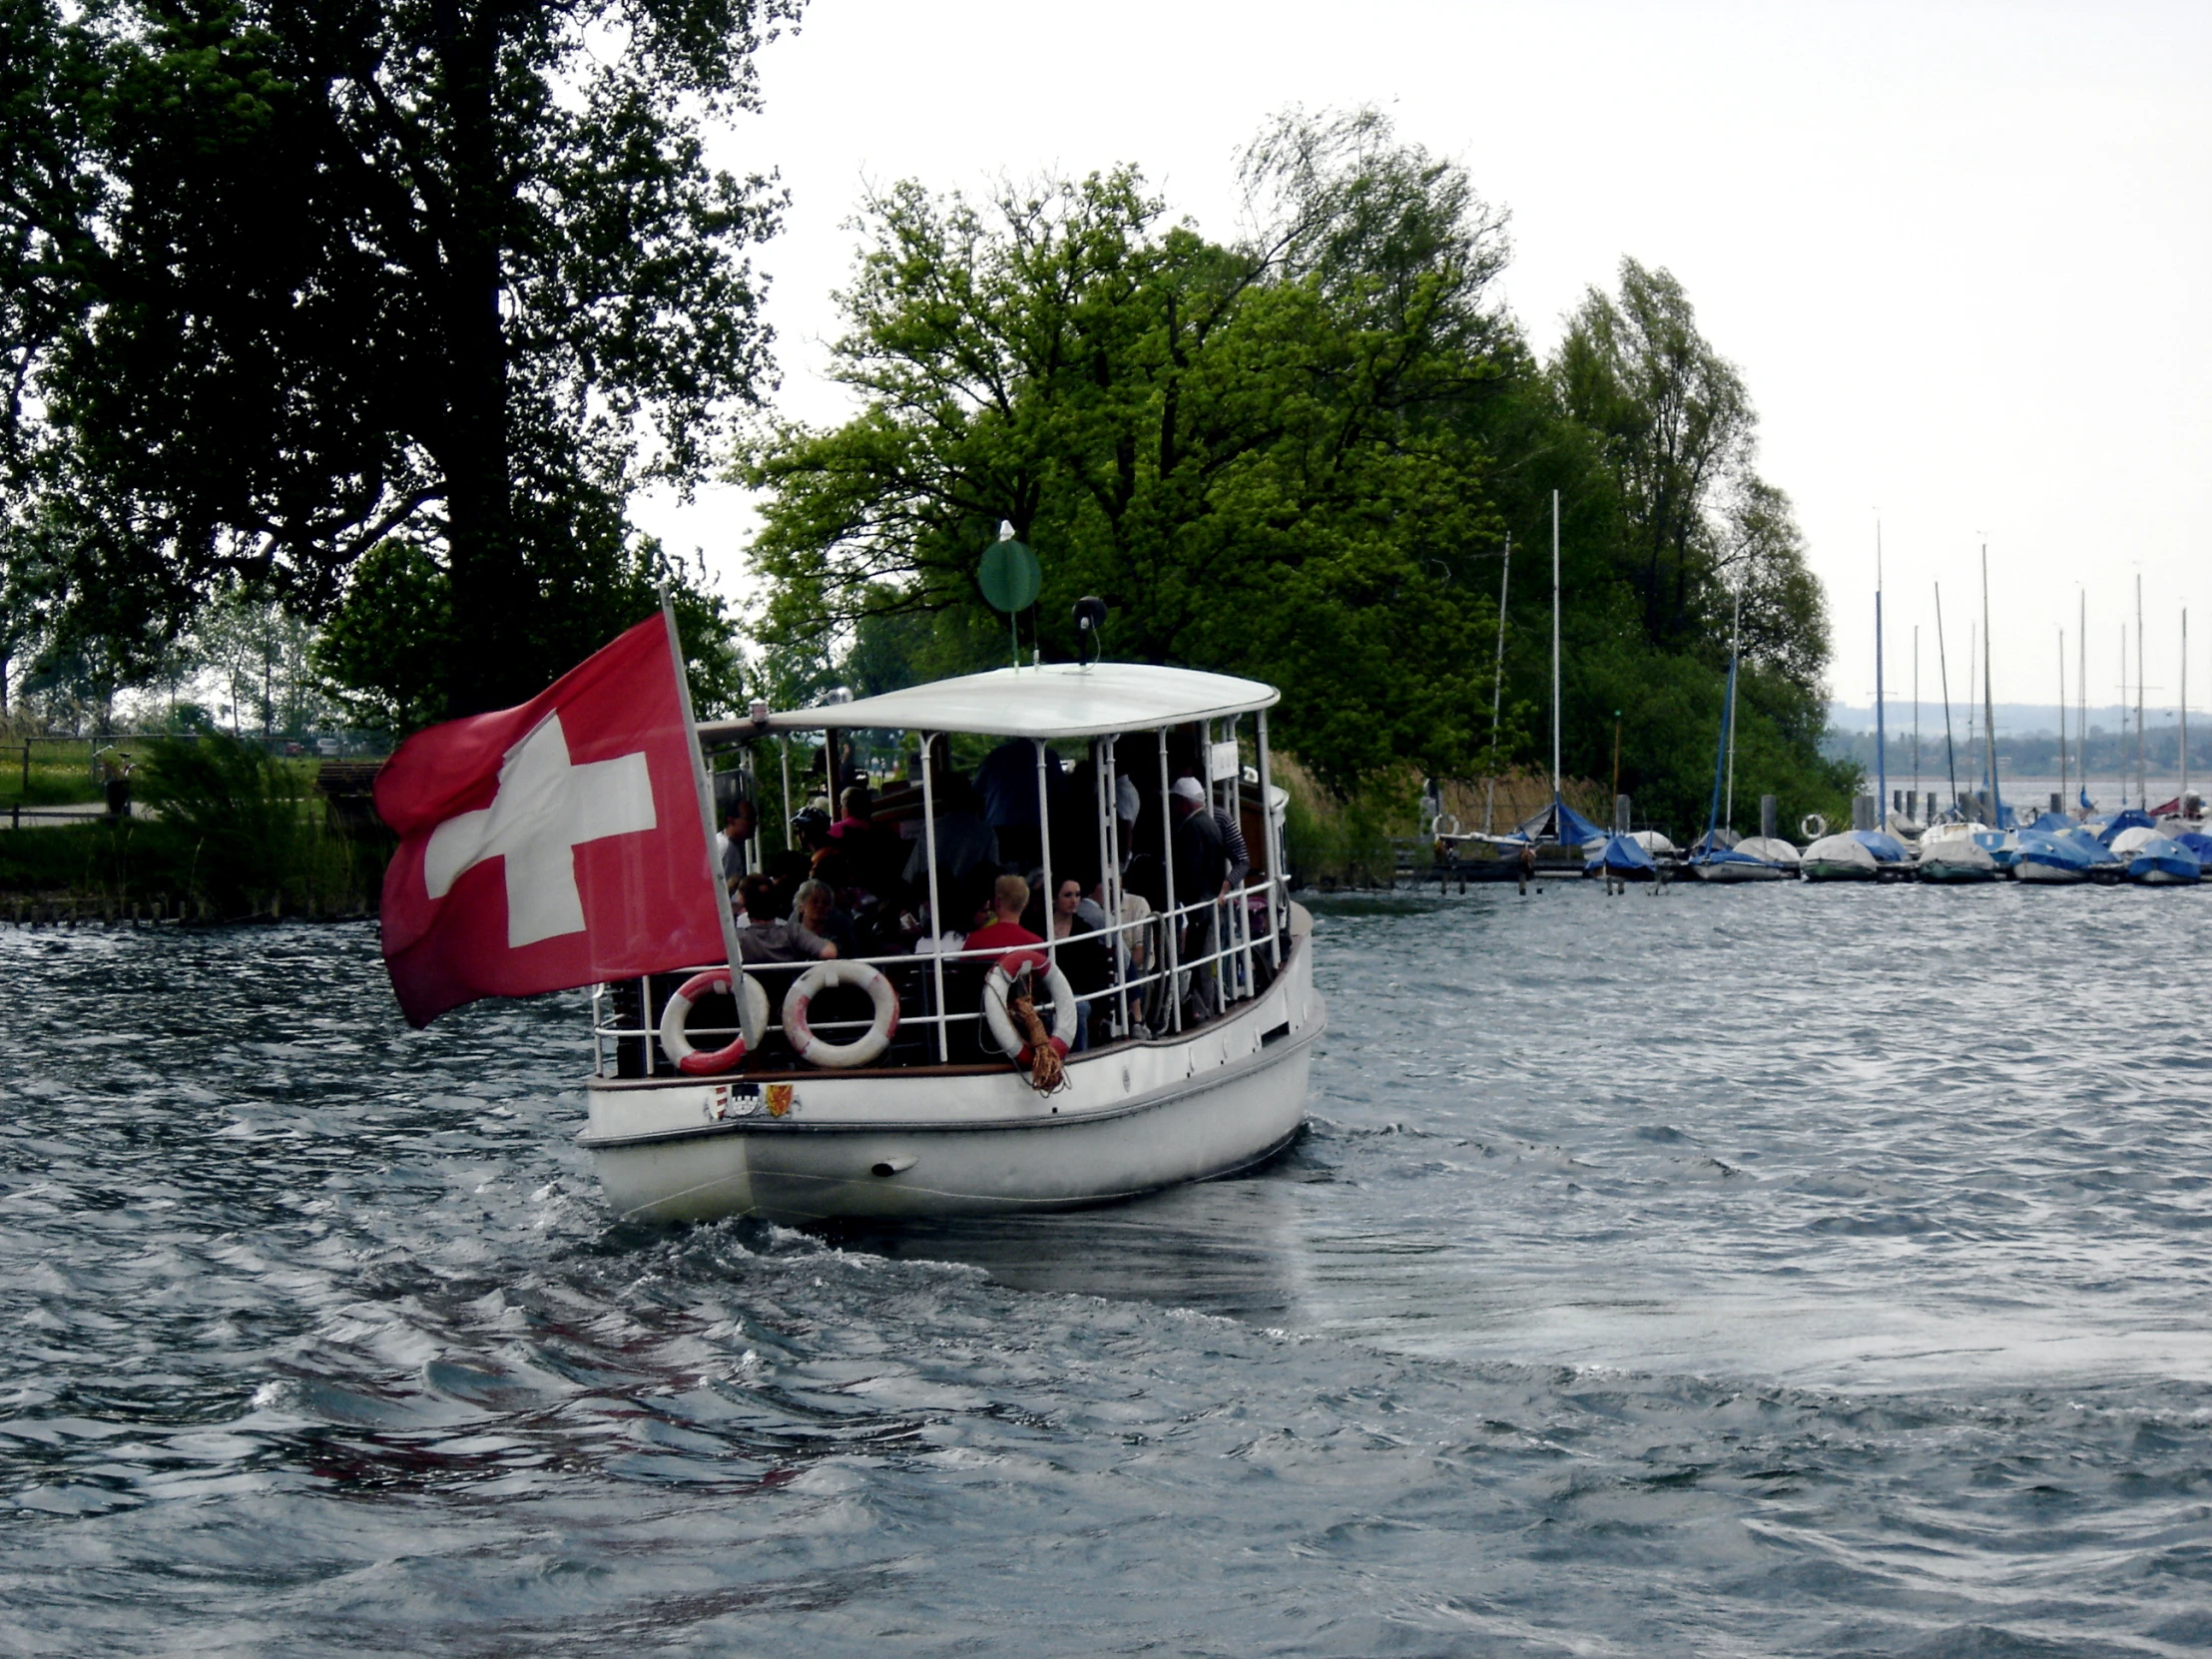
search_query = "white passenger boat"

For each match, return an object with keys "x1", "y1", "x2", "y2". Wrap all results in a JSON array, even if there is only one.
[{"x1": 576, "y1": 664, "x2": 1325, "y2": 1224}]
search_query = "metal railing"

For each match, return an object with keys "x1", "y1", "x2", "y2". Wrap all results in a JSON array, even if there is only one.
[{"x1": 591, "y1": 868, "x2": 1287, "y2": 1080}]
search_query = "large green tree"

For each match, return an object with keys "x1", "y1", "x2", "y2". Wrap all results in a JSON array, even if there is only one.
[
  {"x1": 3, "y1": 0, "x2": 795, "y2": 716},
  {"x1": 742, "y1": 112, "x2": 1516, "y2": 790}
]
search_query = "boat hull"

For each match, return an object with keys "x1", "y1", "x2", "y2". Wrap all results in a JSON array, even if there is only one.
[
  {"x1": 2014, "y1": 857, "x2": 2087, "y2": 884},
  {"x1": 1687, "y1": 859, "x2": 1789, "y2": 881},
  {"x1": 1801, "y1": 859, "x2": 1877, "y2": 881},
  {"x1": 2129, "y1": 864, "x2": 2199, "y2": 885},
  {"x1": 1916, "y1": 862, "x2": 1996, "y2": 883},
  {"x1": 580, "y1": 925, "x2": 1324, "y2": 1224}
]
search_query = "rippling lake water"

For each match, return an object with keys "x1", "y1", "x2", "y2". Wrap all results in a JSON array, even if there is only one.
[{"x1": 4, "y1": 882, "x2": 2210, "y2": 1656}]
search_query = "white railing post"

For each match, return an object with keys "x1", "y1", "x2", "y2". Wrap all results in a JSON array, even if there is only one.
[
  {"x1": 1157, "y1": 728, "x2": 1181, "y2": 1034},
  {"x1": 920, "y1": 734, "x2": 949, "y2": 1063},
  {"x1": 1100, "y1": 736, "x2": 1130, "y2": 1038},
  {"x1": 1034, "y1": 737, "x2": 1055, "y2": 977},
  {"x1": 1258, "y1": 707, "x2": 1282, "y2": 971}
]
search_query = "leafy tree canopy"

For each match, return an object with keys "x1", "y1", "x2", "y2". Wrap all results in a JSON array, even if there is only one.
[
  {"x1": 3, "y1": 0, "x2": 796, "y2": 717},
  {"x1": 742, "y1": 111, "x2": 1851, "y2": 827}
]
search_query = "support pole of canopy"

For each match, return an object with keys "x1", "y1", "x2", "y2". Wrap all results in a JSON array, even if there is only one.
[
  {"x1": 919, "y1": 732, "x2": 949, "y2": 1063},
  {"x1": 660, "y1": 595, "x2": 748, "y2": 1001},
  {"x1": 779, "y1": 739, "x2": 793, "y2": 853},
  {"x1": 1485, "y1": 530, "x2": 1510, "y2": 834},
  {"x1": 1551, "y1": 491, "x2": 1561, "y2": 805},
  {"x1": 1034, "y1": 737, "x2": 1055, "y2": 981},
  {"x1": 1158, "y1": 729, "x2": 1181, "y2": 1035},
  {"x1": 1101, "y1": 735, "x2": 1130, "y2": 1038},
  {"x1": 1258, "y1": 708, "x2": 1282, "y2": 973}
]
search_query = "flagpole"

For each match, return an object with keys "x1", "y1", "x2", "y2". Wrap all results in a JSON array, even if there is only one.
[{"x1": 662, "y1": 595, "x2": 749, "y2": 983}]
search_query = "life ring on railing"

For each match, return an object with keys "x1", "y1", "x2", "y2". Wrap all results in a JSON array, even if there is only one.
[
  {"x1": 658, "y1": 969, "x2": 771, "y2": 1076},
  {"x1": 981, "y1": 949, "x2": 1079, "y2": 1062},
  {"x1": 782, "y1": 959, "x2": 899, "y2": 1069},
  {"x1": 1429, "y1": 813, "x2": 1461, "y2": 838},
  {"x1": 1801, "y1": 813, "x2": 1829, "y2": 840}
]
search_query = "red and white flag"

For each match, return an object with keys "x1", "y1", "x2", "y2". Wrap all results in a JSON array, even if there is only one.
[{"x1": 375, "y1": 614, "x2": 731, "y2": 1027}]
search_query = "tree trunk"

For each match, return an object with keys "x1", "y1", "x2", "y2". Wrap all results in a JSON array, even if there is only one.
[{"x1": 432, "y1": 0, "x2": 528, "y2": 718}]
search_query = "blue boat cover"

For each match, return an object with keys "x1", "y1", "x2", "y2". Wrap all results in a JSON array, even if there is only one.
[
  {"x1": 2057, "y1": 827, "x2": 2121, "y2": 865},
  {"x1": 2016, "y1": 830, "x2": 2091, "y2": 869},
  {"x1": 1691, "y1": 844, "x2": 1770, "y2": 867},
  {"x1": 2128, "y1": 835, "x2": 2202, "y2": 882},
  {"x1": 2027, "y1": 812, "x2": 2071, "y2": 833},
  {"x1": 1850, "y1": 830, "x2": 1909, "y2": 862},
  {"x1": 1585, "y1": 833, "x2": 1657, "y2": 874},
  {"x1": 1513, "y1": 797, "x2": 1607, "y2": 847},
  {"x1": 2092, "y1": 809, "x2": 2155, "y2": 845},
  {"x1": 2175, "y1": 830, "x2": 2212, "y2": 861}
]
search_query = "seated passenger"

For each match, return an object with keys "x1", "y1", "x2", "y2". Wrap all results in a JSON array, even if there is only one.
[
  {"x1": 791, "y1": 878, "x2": 858, "y2": 960},
  {"x1": 830, "y1": 784, "x2": 873, "y2": 841},
  {"x1": 735, "y1": 872, "x2": 835, "y2": 964},
  {"x1": 962, "y1": 873, "x2": 1043, "y2": 955}
]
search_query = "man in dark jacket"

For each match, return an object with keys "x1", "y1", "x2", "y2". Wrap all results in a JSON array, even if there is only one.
[{"x1": 1169, "y1": 777, "x2": 1227, "y2": 1022}]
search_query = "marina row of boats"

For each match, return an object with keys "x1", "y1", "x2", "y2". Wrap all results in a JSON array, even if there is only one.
[{"x1": 1583, "y1": 807, "x2": 2212, "y2": 885}]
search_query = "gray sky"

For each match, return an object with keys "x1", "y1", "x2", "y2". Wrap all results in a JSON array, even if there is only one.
[{"x1": 635, "y1": 0, "x2": 2212, "y2": 713}]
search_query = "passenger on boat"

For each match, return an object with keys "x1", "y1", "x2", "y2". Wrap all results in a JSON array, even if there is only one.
[
  {"x1": 963, "y1": 873, "x2": 1043, "y2": 954},
  {"x1": 1169, "y1": 778, "x2": 1228, "y2": 1021},
  {"x1": 1042, "y1": 876, "x2": 1108, "y2": 1051},
  {"x1": 716, "y1": 799, "x2": 757, "y2": 892},
  {"x1": 902, "y1": 776, "x2": 1001, "y2": 904},
  {"x1": 974, "y1": 739, "x2": 1062, "y2": 871},
  {"x1": 734, "y1": 873, "x2": 836, "y2": 964},
  {"x1": 790, "y1": 878, "x2": 858, "y2": 961},
  {"x1": 829, "y1": 784, "x2": 873, "y2": 841}
]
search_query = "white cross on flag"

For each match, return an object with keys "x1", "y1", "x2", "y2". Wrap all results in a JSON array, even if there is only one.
[{"x1": 375, "y1": 615, "x2": 730, "y2": 1027}]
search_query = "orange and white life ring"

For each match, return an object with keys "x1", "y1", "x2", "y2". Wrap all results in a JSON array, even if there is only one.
[
  {"x1": 658, "y1": 969, "x2": 771, "y2": 1075},
  {"x1": 981, "y1": 949, "x2": 1079, "y2": 1062},
  {"x1": 782, "y1": 959, "x2": 899, "y2": 1068}
]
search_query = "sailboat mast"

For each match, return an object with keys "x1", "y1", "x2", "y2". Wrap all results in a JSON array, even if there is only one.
[
  {"x1": 2058, "y1": 628, "x2": 2067, "y2": 813},
  {"x1": 2077, "y1": 589, "x2": 2086, "y2": 813},
  {"x1": 2183, "y1": 608, "x2": 2190, "y2": 812},
  {"x1": 1484, "y1": 530, "x2": 1510, "y2": 834},
  {"x1": 1935, "y1": 582, "x2": 1959, "y2": 815},
  {"x1": 1875, "y1": 526, "x2": 1888, "y2": 832},
  {"x1": 2136, "y1": 574, "x2": 2146, "y2": 809},
  {"x1": 1913, "y1": 625, "x2": 1921, "y2": 812},
  {"x1": 1702, "y1": 601, "x2": 1734, "y2": 854},
  {"x1": 1551, "y1": 490, "x2": 1561, "y2": 805},
  {"x1": 1725, "y1": 584, "x2": 1742, "y2": 830},
  {"x1": 1967, "y1": 621, "x2": 1978, "y2": 807},
  {"x1": 1981, "y1": 545, "x2": 2000, "y2": 826}
]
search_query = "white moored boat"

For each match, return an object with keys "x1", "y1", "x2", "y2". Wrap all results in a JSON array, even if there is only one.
[
  {"x1": 1915, "y1": 824, "x2": 1997, "y2": 883},
  {"x1": 577, "y1": 664, "x2": 1325, "y2": 1224},
  {"x1": 1800, "y1": 831, "x2": 1878, "y2": 881}
]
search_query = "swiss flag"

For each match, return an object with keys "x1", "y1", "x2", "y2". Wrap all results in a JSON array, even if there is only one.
[{"x1": 375, "y1": 614, "x2": 728, "y2": 1027}]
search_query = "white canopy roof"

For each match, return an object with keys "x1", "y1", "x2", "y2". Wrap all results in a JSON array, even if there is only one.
[{"x1": 700, "y1": 663, "x2": 1279, "y2": 741}]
